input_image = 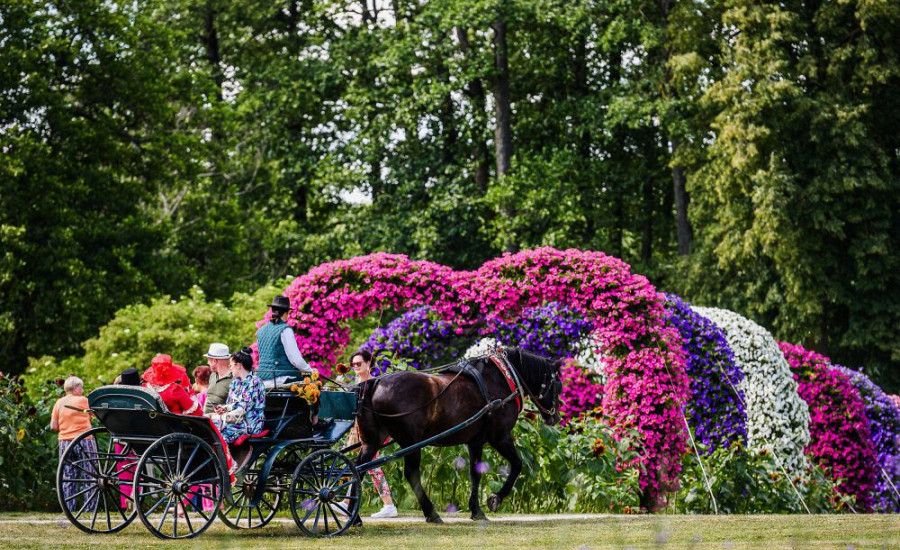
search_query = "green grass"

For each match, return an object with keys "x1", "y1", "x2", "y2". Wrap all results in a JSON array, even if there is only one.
[{"x1": 1, "y1": 514, "x2": 898, "y2": 549}]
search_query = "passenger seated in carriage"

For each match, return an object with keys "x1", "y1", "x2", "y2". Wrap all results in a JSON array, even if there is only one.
[
  {"x1": 209, "y1": 347, "x2": 266, "y2": 445},
  {"x1": 142, "y1": 354, "x2": 202, "y2": 416}
]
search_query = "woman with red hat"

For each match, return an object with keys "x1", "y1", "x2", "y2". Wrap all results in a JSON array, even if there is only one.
[{"x1": 143, "y1": 354, "x2": 202, "y2": 416}]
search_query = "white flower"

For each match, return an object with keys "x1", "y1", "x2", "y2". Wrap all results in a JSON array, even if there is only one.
[
  {"x1": 693, "y1": 306, "x2": 810, "y2": 475},
  {"x1": 573, "y1": 333, "x2": 608, "y2": 384},
  {"x1": 464, "y1": 338, "x2": 502, "y2": 359}
]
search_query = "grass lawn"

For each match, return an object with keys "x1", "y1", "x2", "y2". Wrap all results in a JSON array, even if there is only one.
[{"x1": 0, "y1": 514, "x2": 897, "y2": 549}]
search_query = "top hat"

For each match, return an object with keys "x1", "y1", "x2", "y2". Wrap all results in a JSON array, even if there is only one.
[
  {"x1": 119, "y1": 368, "x2": 140, "y2": 386},
  {"x1": 269, "y1": 295, "x2": 293, "y2": 311},
  {"x1": 203, "y1": 343, "x2": 231, "y2": 359}
]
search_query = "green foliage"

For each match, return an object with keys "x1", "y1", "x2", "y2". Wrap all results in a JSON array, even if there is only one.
[
  {"x1": 673, "y1": 440, "x2": 854, "y2": 514},
  {"x1": 0, "y1": 375, "x2": 63, "y2": 511},
  {"x1": 359, "y1": 415, "x2": 641, "y2": 514},
  {"x1": 25, "y1": 280, "x2": 289, "y2": 389}
]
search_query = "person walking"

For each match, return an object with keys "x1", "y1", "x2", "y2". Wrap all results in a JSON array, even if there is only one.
[
  {"x1": 51, "y1": 376, "x2": 97, "y2": 513},
  {"x1": 348, "y1": 350, "x2": 398, "y2": 518},
  {"x1": 203, "y1": 343, "x2": 233, "y2": 415}
]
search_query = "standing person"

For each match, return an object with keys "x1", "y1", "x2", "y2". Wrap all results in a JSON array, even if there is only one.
[
  {"x1": 348, "y1": 350, "x2": 398, "y2": 518},
  {"x1": 51, "y1": 376, "x2": 97, "y2": 512},
  {"x1": 192, "y1": 365, "x2": 211, "y2": 411},
  {"x1": 203, "y1": 343, "x2": 233, "y2": 415},
  {"x1": 142, "y1": 354, "x2": 201, "y2": 416},
  {"x1": 256, "y1": 295, "x2": 313, "y2": 388}
]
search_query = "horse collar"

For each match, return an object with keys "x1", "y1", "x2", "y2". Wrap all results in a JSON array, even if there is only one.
[{"x1": 489, "y1": 355, "x2": 523, "y2": 412}]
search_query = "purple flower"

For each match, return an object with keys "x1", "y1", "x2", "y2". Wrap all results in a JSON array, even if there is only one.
[
  {"x1": 453, "y1": 456, "x2": 467, "y2": 470},
  {"x1": 475, "y1": 461, "x2": 490, "y2": 474}
]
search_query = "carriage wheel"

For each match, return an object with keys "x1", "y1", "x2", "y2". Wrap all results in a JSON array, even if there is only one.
[
  {"x1": 133, "y1": 433, "x2": 224, "y2": 539},
  {"x1": 219, "y1": 451, "x2": 282, "y2": 529},
  {"x1": 289, "y1": 449, "x2": 361, "y2": 537},
  {"x1": 56, "y1": 427, "x2": 138, "y2": 534}
]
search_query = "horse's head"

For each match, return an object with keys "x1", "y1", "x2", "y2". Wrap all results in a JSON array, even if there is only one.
[
  {"x1": 536, "y1": 358, "x2": 563, "y2": 426},
  {"x1": 506, "y1": 348, "x2": 563, "y2": 426}
]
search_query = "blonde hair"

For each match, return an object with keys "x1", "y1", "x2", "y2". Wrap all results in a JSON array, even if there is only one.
[{"x1": 63, "y1": 376, "x2": 84, "y2": 393}]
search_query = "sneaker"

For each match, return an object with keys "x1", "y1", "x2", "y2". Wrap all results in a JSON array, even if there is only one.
[{"x1": 371, "y1": 504, "x2": 398, "y2": 518}]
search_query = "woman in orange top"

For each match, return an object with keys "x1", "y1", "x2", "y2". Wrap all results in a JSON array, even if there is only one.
[
  {"x1": 142, "y1": 354, "x2": 202, "y2": 416},
  {"x1": 51, "y1": 376, "x2": 96, "y2": 512}
]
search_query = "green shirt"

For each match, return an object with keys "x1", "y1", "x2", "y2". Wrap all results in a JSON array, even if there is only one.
[{"x1": 203, "y1": 371, "x2": 233, "y2": 415}]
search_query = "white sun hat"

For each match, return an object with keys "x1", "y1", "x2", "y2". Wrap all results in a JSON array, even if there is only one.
[{"x1": 203, "y1": 343, "x2": 231, "y2": 359}]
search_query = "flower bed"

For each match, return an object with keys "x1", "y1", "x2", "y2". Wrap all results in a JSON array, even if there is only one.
[
  {"x1": 663, "y1": 294, "x2": 746, "y2": 452},
  {"x1": 828, "y1": 364, "x2": 900, "y2": 512},
  {"x1": 692, "y1": 307, "x2": 809, "y2": 475},
  {"x1": 779, "y1": 343, "x2": 877, "y2": 511}
]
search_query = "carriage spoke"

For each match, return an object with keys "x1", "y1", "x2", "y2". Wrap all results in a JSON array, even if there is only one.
[
  {"x1": 180, "y1": 499, "x2": 195, "y2": 534},
  {"x1": 89, "y1": 494, "x2": 101, "y2": 531},
  {"x1": 71, "y1": 488, "x2": 99, "y2": 521},
  {"x1": 183, "y1": 457, "x2": 213, "y2": 481},
  {"x1": 102, "y1": 488, "x2": 112, "y2": 531},
  {"x1": 180, "y1": 442, "x2": 201, "y2": 478},
  {"x1": 144, "y1": 491, "x2": 172, "y2": 516},
  {"x1": 183, "y1": 495, "x2": 211, "y2": 523},
  {"x1": 156, "y1": 495, "x2": 174, "y2": 532},
  {"x1": 66, "y1": 484, "x2": 99, "y2": 504}
]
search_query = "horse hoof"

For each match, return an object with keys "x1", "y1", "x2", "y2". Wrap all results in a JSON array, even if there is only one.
[
  {"x1": 487, "y1": 493, "x2": 501, "y2": 512},
  {"x1": 426, "y1": 513, "x2": 444, "y2": 524},
  {"x1": 471, "y1": 512, "x2": 489, "y2": 522}
]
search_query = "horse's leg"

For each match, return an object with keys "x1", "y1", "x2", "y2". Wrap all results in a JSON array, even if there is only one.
[
  {"x1": 404, "y1": 449, "x2": 442, "y2": 524},
  {"x1": 486, "y1": 435, "x2": 522, "y2": 512},
  {"x1": 466, "y1": 443, "x2": 488, "y2": 521}
]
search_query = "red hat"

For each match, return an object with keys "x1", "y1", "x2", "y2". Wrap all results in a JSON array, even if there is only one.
[{"x1": 143, "y1": 354, "x2": 181, "y2": 386}]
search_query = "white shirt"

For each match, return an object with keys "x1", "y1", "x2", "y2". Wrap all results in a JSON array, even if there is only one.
[{"x1": 281, "y1": 327, "x2": 312, "y2": 373}]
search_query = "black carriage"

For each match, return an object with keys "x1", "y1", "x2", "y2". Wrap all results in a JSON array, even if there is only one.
[{"x1": 56, "y1": 384, "x2": 362, "y2": 539}]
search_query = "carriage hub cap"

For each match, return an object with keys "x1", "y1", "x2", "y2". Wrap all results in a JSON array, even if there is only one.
[
  {"x1": 171, "y1": 481, "x2": 188, "y2": 495},
  {"x1": 318, "y1": 488, "x2": 335, "y2": 502}
]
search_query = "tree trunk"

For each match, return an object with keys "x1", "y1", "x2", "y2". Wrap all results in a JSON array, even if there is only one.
[
  {"x1": 671, "y1": 139, "x2": 692, "y2": 255},
  {"x1": 203, "y1": 2, "x2": 223, "y2": 102},
  {"x1": 492, "y1": 16, "x2": 512, "y2": 178},
  {"x1": 642, "y1": 178, "x2": 653, "y2": 263},
  {"x1": 454, "y1": 27, "x2": 490, "y2": 192}
]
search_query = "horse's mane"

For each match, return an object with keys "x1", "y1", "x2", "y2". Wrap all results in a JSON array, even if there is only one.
[{"x1": 505, "y1": 347, "x2": 556, "y2": 386}]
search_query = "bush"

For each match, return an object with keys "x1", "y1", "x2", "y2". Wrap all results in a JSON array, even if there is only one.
[
  {"x1": 26, "y1": 281, "x2": 289, "y2": 390},
  {"x1": 0, "y1": 374, "x2": 64, "y2": 511},
  {"x1": 674, "y1": 440, "x2": 853, "y2": 514}
]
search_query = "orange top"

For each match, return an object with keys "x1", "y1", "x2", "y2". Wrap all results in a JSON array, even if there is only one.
[{"x1": 52, "y1": 395, "x2": 92, "y2": 441}]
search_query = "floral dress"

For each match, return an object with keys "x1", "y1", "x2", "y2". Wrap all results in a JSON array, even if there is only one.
[{"x1": 218, "y1": 373, "x2": 266, "y2": 444}]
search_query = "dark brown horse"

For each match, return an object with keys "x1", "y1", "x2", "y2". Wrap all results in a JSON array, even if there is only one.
[{"x1": 354, "y1": 347, "x2": 563, "y2": 523}]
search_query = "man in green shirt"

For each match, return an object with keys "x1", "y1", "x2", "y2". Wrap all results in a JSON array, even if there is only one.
[{"x1": 203, "y1": 343, "x2": 233, "y2": 415}]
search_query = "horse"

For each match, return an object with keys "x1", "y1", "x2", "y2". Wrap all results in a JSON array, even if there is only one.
[{"x1": 354, "y1": 347, "x2": 563, "y2": 523}]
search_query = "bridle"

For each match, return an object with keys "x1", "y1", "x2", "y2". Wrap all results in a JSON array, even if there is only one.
[{"x1": 492, "y1": 348, "x2": 561, "y2": 417}]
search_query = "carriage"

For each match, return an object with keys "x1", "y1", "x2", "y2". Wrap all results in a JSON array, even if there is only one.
[
  {"x1": 56, "y1": 383, "x2": 363, "y2": 539},
  {"x1": 56, "y1": 347, "x2": 563, "y2": 538}
]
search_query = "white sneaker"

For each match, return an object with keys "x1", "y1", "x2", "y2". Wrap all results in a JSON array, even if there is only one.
[{"x1": 370, "y1": 504, "x2": 398, "y2": 518}]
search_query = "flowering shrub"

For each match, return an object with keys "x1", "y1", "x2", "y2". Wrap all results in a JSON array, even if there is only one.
[
  {"x1": 457, "y1": 248, "x2": 690, "y2": 508},
  {"x1": 263, "y1": 253, "x2": 468, "y2": 376},
  {"x1": 558, "y1": 358, "x2": 604, "y2": 425},
  {"x1": 779, "y1": 343, "x2": 877, "y2": 511},
  {"x1": 829, "y1": 364, "x2": 900, "y2": 512},
  {"x1": 663, "y1": 294, "x2": 746, "y2": 452},
  {"x1": 692, "y1": 307, "x2": 810, "y2": 475},
  {"x1": 490, "y1": 302, "x2": 594, "y2": 360},
  {"x1": 0, "y1": 374, "x2": 64, "y2": 511},
  {"x1": 362, "y1": 306, "x2": 463, "y2": 373}
]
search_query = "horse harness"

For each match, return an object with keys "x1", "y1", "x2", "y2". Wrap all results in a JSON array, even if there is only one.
[{"x1": 357, "y1": 349, "x2": 560, "y2": 419}]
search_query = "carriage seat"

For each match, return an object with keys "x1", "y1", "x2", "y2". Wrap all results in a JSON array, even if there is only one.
[
  {"x1": 88, "y1": 385, "x2": 169, "y2": 413},
  {"x1": 229, "y1": 430, "x2": 270, "y2": 447}
]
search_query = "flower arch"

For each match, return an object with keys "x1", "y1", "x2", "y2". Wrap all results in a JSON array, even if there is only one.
[
  {"x1": 265, "y1": 248, "x2": 690, "y2": 508},
  {"x1": 663, "y1": 294, "x2": 746, "y2": 452},
  {"x1": 457, "y1": 248, "x2": 690, "y2": 508},
  {"x1": 692, "y1": 307, "x2": 810, "y2": 475},
  {"x1": 779, "y1": 343, "x2": 877, "y2": 511}
]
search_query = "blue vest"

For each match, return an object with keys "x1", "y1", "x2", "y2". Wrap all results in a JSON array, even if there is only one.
[{"x1": 256, "y1": 321, "x2": 296, "y2": 380}]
